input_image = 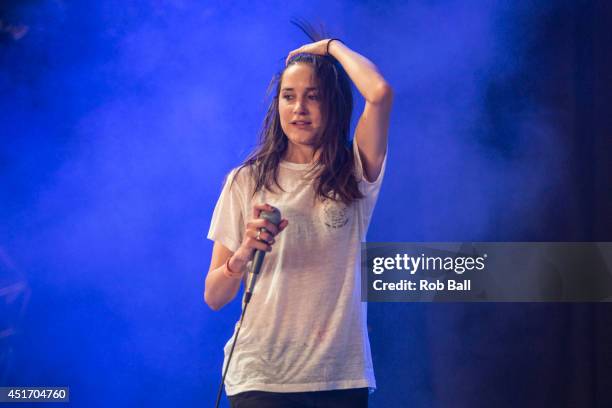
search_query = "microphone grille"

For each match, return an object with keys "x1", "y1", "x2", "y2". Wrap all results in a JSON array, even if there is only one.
[{"x1": 260, "y1": 207, "x2": 281, "y2": 225}]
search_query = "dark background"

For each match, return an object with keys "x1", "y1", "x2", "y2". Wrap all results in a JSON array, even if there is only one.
[{"x1": 1, "y1": 0, "x2": 611, "y2": 406}]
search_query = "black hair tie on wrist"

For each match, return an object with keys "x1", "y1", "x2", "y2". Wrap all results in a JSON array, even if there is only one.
[{"x1": 326, "y1": 38, "x2": 343, "y2": 55}]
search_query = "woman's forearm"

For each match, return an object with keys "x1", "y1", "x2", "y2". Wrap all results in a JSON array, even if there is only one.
[
  {"x1": 204, "y1": 256, "x2": 246, "y2": 311},
  {"x1": 327, "y1": 40, "x2": 392, "y2": 105}
]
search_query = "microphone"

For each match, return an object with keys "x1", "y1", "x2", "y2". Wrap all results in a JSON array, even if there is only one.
[{"x1": 244, "y1": 207, "x2": 281, "y2": 304}]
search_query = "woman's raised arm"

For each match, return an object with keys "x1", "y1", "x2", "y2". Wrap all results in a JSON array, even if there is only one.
[{"x1": 286, "y1": 39, "x2": 393, "y2": 181}]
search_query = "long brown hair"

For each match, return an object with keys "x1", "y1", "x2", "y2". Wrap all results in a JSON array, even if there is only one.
[{"x1": 234, "y1": 25, "x2": 363, "y2": 206}]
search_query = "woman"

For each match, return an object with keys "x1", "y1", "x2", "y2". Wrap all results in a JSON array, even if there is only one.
[{"x1": 205, "y1": 31, "x2": 393, "y2": 407}]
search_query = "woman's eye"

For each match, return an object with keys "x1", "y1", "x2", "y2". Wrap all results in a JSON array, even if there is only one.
[
  {"x1": 308, "y1": 94, "x2": 319, "y2": 100},
  {"x1": 282, "y1": 95, "x2": 294, "y2": 100}
]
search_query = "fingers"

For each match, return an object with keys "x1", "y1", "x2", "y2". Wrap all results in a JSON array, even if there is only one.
[
  {"x1": 244, "y1": 234, "x2": 272, "y2": 252},
  {"x1": 252, "y1": 203, "x2": 274, "y2": 219},
  {"x1": 247, "y1": 218, "x2": 279, "y2": 235},
  {"x1": 286, "y1": 46, "x2": 307, "y2": 65},
  {"x1": 242, "y1": 204, "x2": 289, "y2": 256},
  {"x1": 286, "y1": 41, "x2": 330, "y2": 65},
  {"x1": 285, "y1": 52, "x2": 296, "y2": 66},
  {"x1": 246, "y1": 228, "x2": 275, "y2": 244},
  {"x1": 250, "y1": 203, "x2": 286, "y2": 234},
  {"x1": 278, "y1": 219, "x2": 289, "y2": 232},
  {"x1": 247, "y1": 219, "x2": 289, "y2": 242}
]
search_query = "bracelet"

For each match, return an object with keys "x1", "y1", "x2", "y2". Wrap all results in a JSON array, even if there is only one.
[
  {"x1": 326, "y1": 38, "x2": 343, "y2": 56},
  {"x1": 224, "y1": 257, "x2": 244, "y2": 279}
]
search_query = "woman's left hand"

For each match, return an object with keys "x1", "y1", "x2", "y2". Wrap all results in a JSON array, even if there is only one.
[{"x1": 285, "y1": 40, "x2": 330, "y2": 65}]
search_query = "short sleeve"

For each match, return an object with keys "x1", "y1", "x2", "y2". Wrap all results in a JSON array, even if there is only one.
[
  {"x1": 207, "y1": 168, "x2": 246, "y2": 253},
  {"x1": 352, "y1": 138, "x2": 387, "y2": 236},
  {"x1": 354, "y1": 136, "x2": 387, "y2": 193}
]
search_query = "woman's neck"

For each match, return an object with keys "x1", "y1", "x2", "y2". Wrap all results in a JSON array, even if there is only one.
[{"x1": 283, "y1": 143, "x2": 320, "y2": 164}]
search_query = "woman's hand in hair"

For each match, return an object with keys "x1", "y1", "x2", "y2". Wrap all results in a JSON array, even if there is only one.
[
  {"x1": 232, "y1": 203, "x2": 289, "y2": 268},
  {"x1": 285, "y1": 40, "x2": 330, "y2": 65}
]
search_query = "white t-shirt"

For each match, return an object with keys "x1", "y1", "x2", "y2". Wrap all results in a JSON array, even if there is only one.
[{"x1": 207, "y1": 137, "x2": 386, "y2": 396}]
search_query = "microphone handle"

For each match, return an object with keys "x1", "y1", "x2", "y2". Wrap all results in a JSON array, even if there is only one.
[
  {"x1": 244, "y1": 206, "x2": 281, "y2": 304},
  {"x1": 244, "y1": 245, "x2": 266, "y2": 304}
]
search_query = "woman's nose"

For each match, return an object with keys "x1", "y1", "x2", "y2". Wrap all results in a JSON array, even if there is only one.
[{"x1": 293, "y1": 98, "x2": 308, "y2": 114}]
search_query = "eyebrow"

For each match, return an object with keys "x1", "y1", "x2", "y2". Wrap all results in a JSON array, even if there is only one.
[{"x1": 280, "y1": 87, "x2": 319, "y2": 92}]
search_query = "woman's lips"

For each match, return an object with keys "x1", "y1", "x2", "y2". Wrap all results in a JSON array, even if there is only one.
[{"x1": 292, "y1": 121, "x2": 312, "y2": 128}]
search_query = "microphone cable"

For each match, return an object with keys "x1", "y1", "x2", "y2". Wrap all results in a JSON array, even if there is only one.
[
  {"x1": 213, "y1": 250, "x2": 264, "y2": 407},
  {"x1": 213, "y1": 283, "x2": 252, "y2": 408},
  {"x1": 214, "y1": 208, "x2": 280, "y2": 407}
]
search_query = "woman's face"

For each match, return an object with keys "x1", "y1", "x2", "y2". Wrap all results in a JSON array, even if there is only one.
[{"x1": 278, "y1": 63, "x2": 325, "y2": 150}]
